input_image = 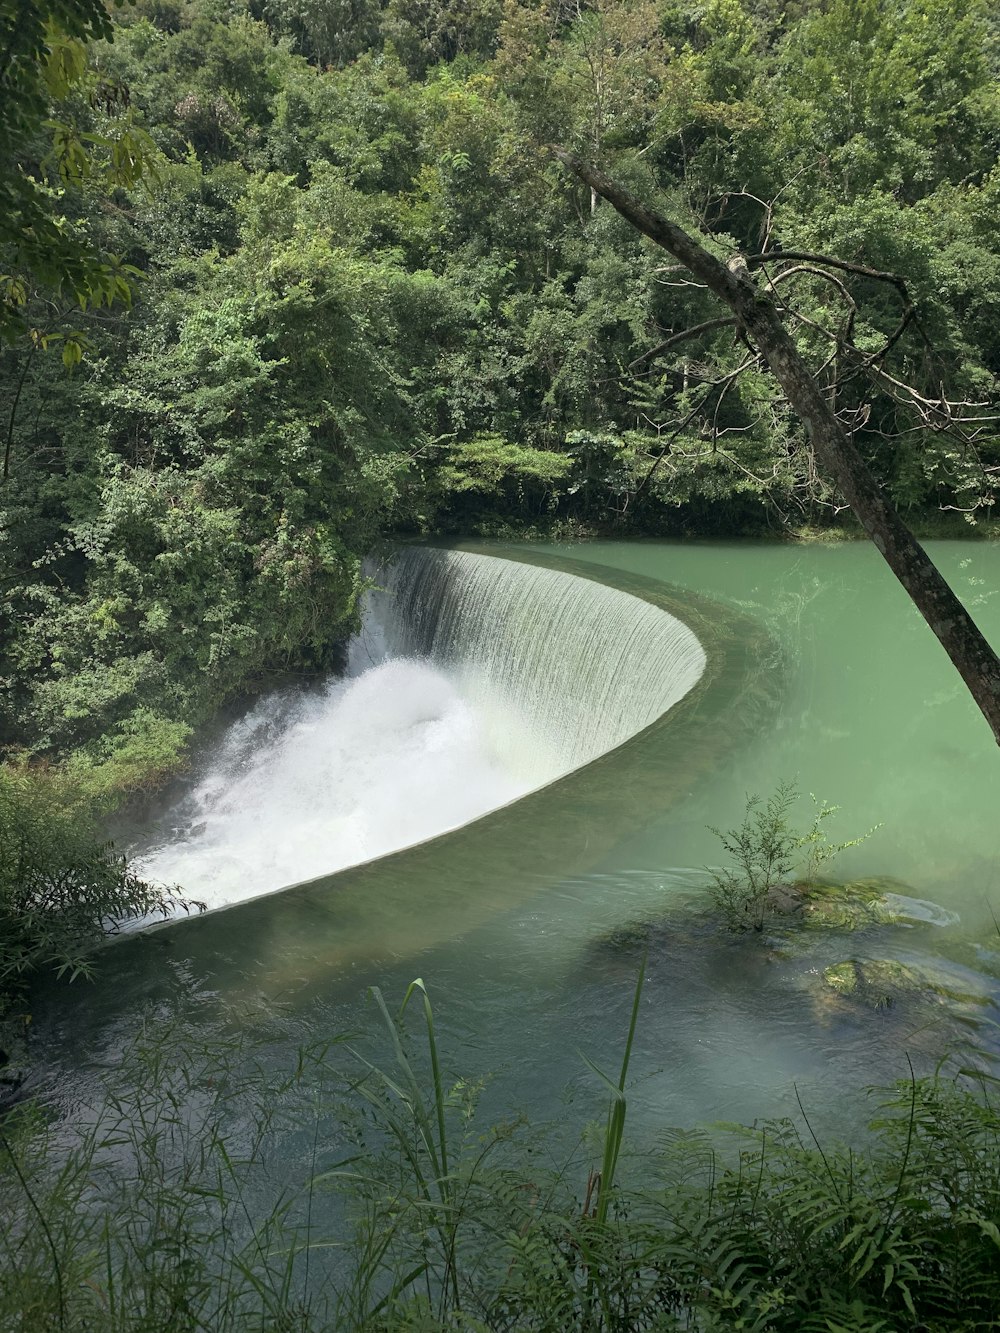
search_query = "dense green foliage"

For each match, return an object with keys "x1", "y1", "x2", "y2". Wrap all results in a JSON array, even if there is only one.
[
  {"x1": 0, "y1": 0, "x2": 158, "y2": 350},
  {"x1": 2, "y1": 0, "x2": 999, "y2": 786},
  {"x1": 3, "y1": 985, "x2": 1000, "y2": 1330},
  {"x1": 0, "y1": 767, "x2": 188, "y2": 1054}
]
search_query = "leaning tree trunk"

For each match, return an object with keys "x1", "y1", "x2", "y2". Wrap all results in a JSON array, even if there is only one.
[{"x1": 552, "y1": 148, "x2": 1000, "y2": 747}]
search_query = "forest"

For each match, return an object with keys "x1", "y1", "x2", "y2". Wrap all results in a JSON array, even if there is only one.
[
  {"x1": 4, "y1": 0, "x2": 1000, "y2": 798},
  {"x1": 3, "y1": 0, "x2": 1000, "y2": 1328}
]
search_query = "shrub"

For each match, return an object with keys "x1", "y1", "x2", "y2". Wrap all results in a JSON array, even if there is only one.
[
  {"x1": 707, "y1": 781, "x2": 879, "y2": 932},
  {"x1": 3, "y1": 980, "x2": 1000, "y2": 1331},
  {"x1": 0, "y1": 765, "x2": 198, "y2": 1055}
]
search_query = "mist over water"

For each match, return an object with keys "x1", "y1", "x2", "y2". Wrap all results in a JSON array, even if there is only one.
[{"x1": 136, "y1": 549, "x2": 706, "y2": 914}]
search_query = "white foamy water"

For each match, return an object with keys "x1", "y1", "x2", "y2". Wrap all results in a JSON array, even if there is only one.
[
  {"x1": 378, "y1": 549, "x2": 707, "y2": 772},
  {"x1": 137, "y1": 549, "x2": 707, "y2": 916},
  {"x1": 138, "y1": 659, "x2": 535, "y2": 912}
]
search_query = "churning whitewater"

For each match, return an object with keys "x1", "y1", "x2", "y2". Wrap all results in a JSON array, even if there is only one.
[
  {"x1": 137, "y1": 658, "x2": 532, "y2": 912},
  {"x1": 137, "y1": 549, "x2": 707, "y2": 915}
]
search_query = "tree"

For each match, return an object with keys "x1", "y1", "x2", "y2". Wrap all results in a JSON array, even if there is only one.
[
  {"x1": 0, "y1": 0, "x2": 154, "y2": 350},
  {"x1": 553, "y1": 148, "x2": 1000, "y2": 746},
  {"x1": 0, "y1": 764, "x2": 198, "y2": 1056}
]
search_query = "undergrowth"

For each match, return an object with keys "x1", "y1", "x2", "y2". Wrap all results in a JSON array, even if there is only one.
[
  {"x1": 2, "y1": 982, "x2": 1000, "y2": 1331},
  {"x1": 0, "y1": 766, "x2": 200, "y2": 1064}
]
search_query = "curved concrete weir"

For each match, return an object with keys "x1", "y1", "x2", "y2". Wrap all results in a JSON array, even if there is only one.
[
  {"x1": 137, "y1": 547, "x2": 706, "y2": 915},
  {"x1": 368, "y1": 546, "x2": 707, "y2": 785},
  {"x1": 60, "y1": 544, "x2": 781, "y2": 1026}
]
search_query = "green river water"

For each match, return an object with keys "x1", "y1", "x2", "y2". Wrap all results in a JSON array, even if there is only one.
[{"x1": 31, "y1": 538, "x2": 1000, "y2": 1165}]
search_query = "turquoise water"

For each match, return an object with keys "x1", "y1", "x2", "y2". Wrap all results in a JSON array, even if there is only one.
[
  {"x1": 528, "y1": 539, "x2": 1000, "y2": 904},
  {"x1": 29, "y1": 539, "x2": 1000, "y2": 1160}
]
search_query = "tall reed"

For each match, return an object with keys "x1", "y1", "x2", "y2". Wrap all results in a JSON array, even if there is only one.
[{"x1": 3, "y1": 980, "x2": 1000, "y2": 1331}]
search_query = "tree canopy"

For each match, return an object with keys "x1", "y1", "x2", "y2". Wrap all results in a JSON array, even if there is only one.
[
  {"x1": 1, "y1": 0, "x2": 999, "y2": 787},
  {"x1": 0, "y1": 0, "x2": 161, "y2": 352}
]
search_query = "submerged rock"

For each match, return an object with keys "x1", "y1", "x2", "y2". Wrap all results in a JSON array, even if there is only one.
[
  {"x1": 800, "y1": 878, "x2": 903, "y2": 928},
  {"x1": 819, "y1": 957, "x2": 989, "y2": 1015},
  {"x1": 600, "y1": 920, "x2": 655, "y2": 951},
  {"x1": 767, "y1": 877, "x2": 955, "y2": 934},
  {"x1": 589, "y1": 877, "x2": 956, "y2": 969},
  {"x1": 591, "y1": 878, "x2": 956, "y2": 961},
  {"x1": 822, "y1": 959, "x2": 918, "y2": 1010}
]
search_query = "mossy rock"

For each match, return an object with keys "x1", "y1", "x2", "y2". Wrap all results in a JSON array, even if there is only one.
[
  {"x1": 800, "y1": 878, "x2": 911, "y2": 929},
  {"x1": 822, "y1": 959, "x2": 915, "y2": 1010},
  {"x1": 823, "y1": 961, "x2": 862, "y2": 996},
  {"x1": 820, "y1": 958, "x2": 988, "y2": 1013},
  {"x1": 767, "y1": 877, "x2": 938, "y2": 932}
]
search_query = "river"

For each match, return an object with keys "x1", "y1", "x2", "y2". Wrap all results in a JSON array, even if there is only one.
[{"x1": 27, "y1": 537, "x2": 1000, "y2": 1183}]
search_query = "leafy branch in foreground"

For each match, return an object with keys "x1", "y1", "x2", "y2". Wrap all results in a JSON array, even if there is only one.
[
  {"x1": 0, "y1": 765, "x2": 200, "y2": 1056},
  {"x1": 1, "y1": 1023, "x2": 342, "y2": 1330},
  {"x1": 4, "y1": 979, "x2": 1000, "y2": 1329}
]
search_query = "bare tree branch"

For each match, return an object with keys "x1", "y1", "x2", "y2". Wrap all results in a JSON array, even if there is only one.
[
  {"x1": 746, "y1": 249, "x2": 912, "y2": 303},
  {"x1": 627, "y1": 317, "x2": 737, "y2": 370},
  {"x1": 550, "y1": 145, "x2": 1000, "y2": 745}
]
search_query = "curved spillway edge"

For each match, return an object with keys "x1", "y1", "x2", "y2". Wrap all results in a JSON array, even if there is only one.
[{"x1": 76, "y1": 544, "x2": 781, "y2": 1007}]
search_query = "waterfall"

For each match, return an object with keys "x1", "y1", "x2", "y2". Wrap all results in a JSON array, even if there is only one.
[
  {"x1": 136, "y1": 548, "x2": 706, "y2": 914},
  {"x1": 362, "y1": 548, "x2": 706, "y2": 780}
]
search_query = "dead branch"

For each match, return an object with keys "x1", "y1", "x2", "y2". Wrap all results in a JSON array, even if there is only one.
[
  {"x1": 550, "y1": 145, "x2": 1000, "y2": 745},
  {"x1": 627, "y1": 317, "x2": 737, "y2": 370}
]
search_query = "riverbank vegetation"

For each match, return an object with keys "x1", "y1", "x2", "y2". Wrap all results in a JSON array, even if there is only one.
[
  {"x1": 0, "y1": 767, "x2": 195, "y2": 1056},
  {"x1": 3, "y1": 981, "x2": 1000, "y2": 1331}
]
